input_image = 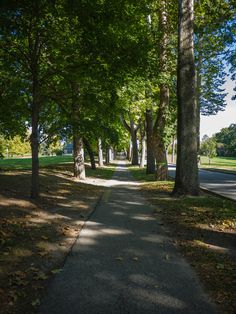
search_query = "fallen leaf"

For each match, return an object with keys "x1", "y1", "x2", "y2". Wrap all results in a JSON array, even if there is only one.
[
  {"x1": 33, "y1": 272, "x2": 48, "y2": 280},
  {"x1": 132, "y1": 257, "x2": 138, "y2": 261},
  {"x1": 216, "y1": 263, "x2": 224, "y2": 270},
  {"x1": 32, "y1": 299, "x2": 40, "y2": 306},
  {"x1": 165, "y1": 254, "x2": 170, "y2": 260},
  {"x1": 28, "y1": 267, "x2": 40, "y2": 272},
  {"x1": 38, "y1": 251, "x2": 48, "y2": 257},
  {"x1": 51, "y1": 269, "x2": 63, "y2": 274},
  {"x1": 115, "y1": 257, "x2": 124, "y2": 261}
]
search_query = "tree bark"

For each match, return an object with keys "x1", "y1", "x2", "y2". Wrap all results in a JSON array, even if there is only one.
[
  {"x1": 153, "y1": 85, "x2": 169, "y2": 180},
  {"x1": 152, "y1": 0, "x2": 169, "y2": 180},
  {"x1": 83, "y1": 138, "x2": 96, "y2": 170},
  {"x1": 196, "y1": 34, "x2": 203, "y2": 152},
  {"x1": 130, "y1": 129, "x2": 139, "y2": 165},
  {"x1": 171, "y1": 137, "x2": 175, "y2": 163},
  {"x1": 127, "y1": 139, "x2": 132, "y2": 161},
  {"x1": 30, "y1": 75, "x2": 40, "y2": 198},
  {"x1": 98, "y1": 138, "x2": 104, "y2": 167},
  {"x1": 139, "y1": 120, "x2": 146, "y2": 168},
  {"x1": 121, "y1": 114, "x2": 139, "y2": 165},
  {"x1": 109, "y1": 147, "x2": 113, "y2": 162},
  {"x1": 173, "y1": 0, "x2": 199, "y2": 196},
  {"x1": 105, "y1": 147, "x2": 110, "y2": 164},
  {"x1": 73, "y1": 133, "x2": 85, "y2": 179},
  {"x1": 146, "y1": 109, "x2": 155, "y2": 174}
]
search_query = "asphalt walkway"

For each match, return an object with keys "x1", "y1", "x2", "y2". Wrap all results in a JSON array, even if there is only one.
[{"x1": 39, "y1": 162, "x2": 216, "y2": 314}]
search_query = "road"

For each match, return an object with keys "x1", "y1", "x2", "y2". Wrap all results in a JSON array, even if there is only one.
[{"x1": 168, "y1": 166, "x2": 236, "y2": 201}]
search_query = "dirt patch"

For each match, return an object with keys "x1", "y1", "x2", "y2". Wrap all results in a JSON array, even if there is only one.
[
  {"x1": 0, "y1": 164, "x2": 106, "y2": 314},
  {"x1": 140, "y1": 182, "x2": 236, "y2": 314}
]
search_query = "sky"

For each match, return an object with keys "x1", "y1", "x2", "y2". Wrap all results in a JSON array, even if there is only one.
[{"x1": 200, "y1": 77, "x2": 235, "y2": 140}]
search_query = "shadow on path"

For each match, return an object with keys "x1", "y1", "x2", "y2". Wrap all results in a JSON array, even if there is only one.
[{"x1": 39, "y1": 162, "x2": 217, "y2": 314}]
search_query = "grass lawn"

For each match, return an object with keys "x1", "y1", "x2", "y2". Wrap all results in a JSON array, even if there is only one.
[
  {"x1": 0, "y1": 155, "x2": 73, "y2": 170},
  {"x1": 200, "y1": 156, "x2": 236, "y2": 174},
  {"x1": 0, "y1": 158, "x2": 115, "y2": 313},
  {"x1": 129, "y1": 165, "x2": 236, "y2": 314},
  {"x1": 0, "y1": 156, "x2": 116, "y2": 180}
]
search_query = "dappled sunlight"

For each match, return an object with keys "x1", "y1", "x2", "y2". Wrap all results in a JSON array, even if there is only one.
[
  {"x1": 130, "y1": 288, "x2": 187, "y2": 309},
  {"x1": 125, "y1": 201, "x2": 143, "y2": 205},
  {"x1": 100, "y1": 227, "x2": 133, "y2": 235},
  {"x1": 112, "y1": 211, "x2": 127, "y2": 216},
  {"x1": 131, "y1": 214, "x2": 156, "y2": 221},
  {"x1": 129, "y1": 274, "x2": 158, "y2": 286},
  {"x1": 141, "y1": 234, "x2": 170, "y2": 244}
]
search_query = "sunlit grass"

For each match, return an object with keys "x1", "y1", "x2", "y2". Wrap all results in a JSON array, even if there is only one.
[
  {"x1": 200, "y1": 156, "x2": 236, "y2": 174},
  {"x1": 0, "y1": 155, "x2": 73, "y2": 170},
  {"x1": 129, "y1": 166, "x2": 155, "y2": 181}
]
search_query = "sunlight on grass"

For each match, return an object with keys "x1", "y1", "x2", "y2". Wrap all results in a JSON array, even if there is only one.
[
  {"x1": 200, "y1": 156, "x2": 236, "y2": 174},
  {"x1": 0, "y1": 156, "x2": 73, "y2": 170}
]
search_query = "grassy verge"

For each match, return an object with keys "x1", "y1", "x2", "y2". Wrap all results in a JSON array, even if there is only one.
[
  {"x1": 200, "y1": 156, "x2": 236, "y2": 175},
  {"x1": 129, "y1": 166, "x2": 236, "y2": 314},
  {"x1": 0, "y1": 155, "x2": 73, "y2": 170},
  {"x1": 0, "y1": 161, "x2": 115, "y2": 313}
]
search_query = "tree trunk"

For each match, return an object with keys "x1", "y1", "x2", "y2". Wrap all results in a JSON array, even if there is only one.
[
  {"x1": 83, "y1": 138, "x2": 96, "y2": 170},
  {"x1": 146, "y1": 109, "x2": 155, "y2": 174},
  {"x1": 105, "y1": 148, "x2": 110, "y2": 164},
  {"x1": 139, "y1": 120, "x2": 146, "y2": 168},
  {"x1": 73, "y1": 134, "x2": 85, "y2": 179},
  {"x1": 171, "y1": 137, "x2": 175, "y2": 163},
  {"x1": 30, "y1": 76, "x2": 40, "y2": 199},
  {"x1": 121, "y1": 114, "x2": 139, "y2": 165},
  {"x1": 153, "y1": 85, "x2": 169, "y2": 180},
  {"x1": 152, "y1": 0, "x2": 169, "y2": 181},
  {"x1": 109, "y1": 148, "x2": 113, "y2": 162},
  {"x1": 98, "y1": 138, "x2": 104, "y2": 167},
  {"x1": 127, "y1": 139, "x2": 132, "y2": 161},
  {"x1": 173, "y1": 0, "x2": 199, "y2": 196},
  {"x1": 196, "y1": 34, "x2": 203, "y2": 152},
  {"x1": 131, "y1": 129, "x2": 139, "y2": 165}
]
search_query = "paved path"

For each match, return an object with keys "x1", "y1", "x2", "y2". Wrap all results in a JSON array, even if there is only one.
[
  {"x1": 39, "y1": 162, "x2": 216, "y2": 314},
  {"x1": 168, "y1": 165, "x2": 236, "y2": 201}
]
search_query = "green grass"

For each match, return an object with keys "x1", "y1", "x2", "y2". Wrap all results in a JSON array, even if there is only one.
[
  {"x1": 200, "y1": 156, "x2": 236, "y2": 167},
  {"x1": 129, "y1": 166, "x2": 156, "y2": 181},
  {"x1": 86, "y1": 164, "x2": 116, "y2": 180},
  {"x1": 0, "y1": 155, "x2": 116, "y2": 180},
  {"x1": 0, "y1": 155, "x2": 73, "y2": 170},
  {"x1": 200, "y1": 156, "x2": 236, "y2": 174}
]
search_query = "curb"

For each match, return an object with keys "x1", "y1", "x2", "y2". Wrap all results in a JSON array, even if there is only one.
[{"x1": 200, "y1": 186, "x2": 236, "y2": 202}]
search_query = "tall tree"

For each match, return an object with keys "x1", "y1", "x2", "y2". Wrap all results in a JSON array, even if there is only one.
[
  {"x1": 152, "y1": 0, "x2": 169, "y2": 180},
  {"x1": 0, "y1": 1, "x2": 56, "y2": 198},
  {"x1": 145, "y1": 108, "x2": 155, "y2": 174},
  {"x1": 173, "y1": 0, "x2": 199, "y2": 196}
]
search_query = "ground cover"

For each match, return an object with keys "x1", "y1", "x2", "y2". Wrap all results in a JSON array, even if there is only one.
[
  {"x1": 200, "y1": 156, "x2": 236, "y2": 174},
  {"x1": 0, "y1": 161, "x2": 115, "y2": 314},
  {"x1": 0, "y1": 155, "x2": 73, "y2": 170},
  {"x1": 130, "y1": 166, "x2": 236, "y2": 314}
]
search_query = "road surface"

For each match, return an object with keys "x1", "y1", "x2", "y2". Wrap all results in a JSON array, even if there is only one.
[{"x1": 168, "y1": 166, "x2": 236, "y2": 201}]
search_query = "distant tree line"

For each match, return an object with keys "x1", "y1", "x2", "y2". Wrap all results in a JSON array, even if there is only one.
[{"x1": 201, "y1": 123, "x2": 236, "y2": 159}]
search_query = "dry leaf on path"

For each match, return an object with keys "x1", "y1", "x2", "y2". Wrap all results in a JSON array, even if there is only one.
[
  {"x1": 132, "y1": 257, "x2": 139, "y2": 261},
  {"x1": 115, "y1": 257, "x2": 124, "y2": 261}
]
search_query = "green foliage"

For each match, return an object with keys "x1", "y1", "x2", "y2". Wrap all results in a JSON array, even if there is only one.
[
  {"x1": 0, "y1": 135, "x2": 31, "y2": 157},
  {"x1": 215, "y1": 124, "x2": 236, "y2": 157},
  {"x1": 200, "y1": 136, "x2": 217, "y2": 163},
  {"x1": 195, "y1": 0, "x2": 236, "y2": 116}
]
